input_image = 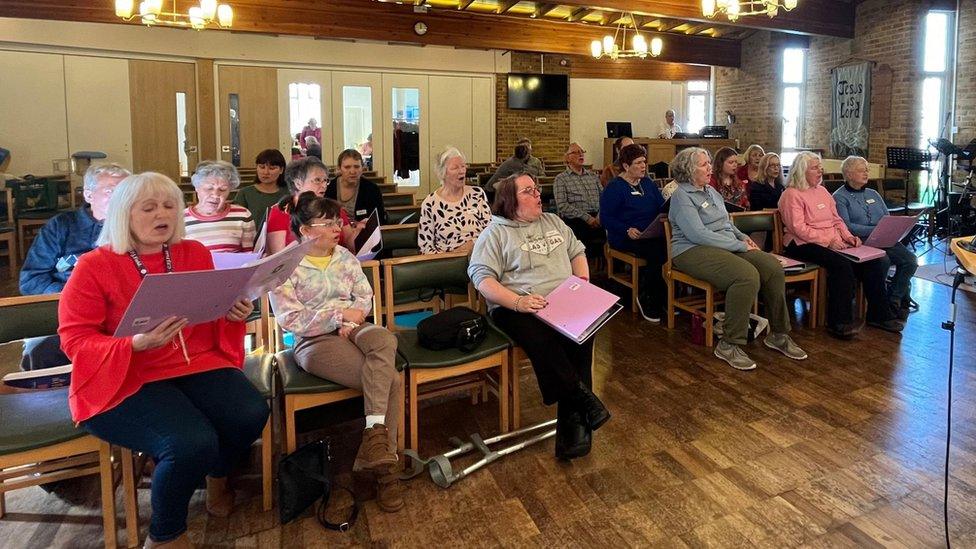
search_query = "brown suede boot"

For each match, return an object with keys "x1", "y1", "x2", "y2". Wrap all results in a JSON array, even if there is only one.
[
  {"x1": 353, "y1": 425, "x2": 397, "y2": 473},
  {"x1": 376, "y1": 465, "x2": 404, "y2": 513},
  {"x1": 144, "y1": 533, "x2": 194, "y2": 548},
  {"x1": 205, "y1": 476, "x2": 235, "y2": 518}
]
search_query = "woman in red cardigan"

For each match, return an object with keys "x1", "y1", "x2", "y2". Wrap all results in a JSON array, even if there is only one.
[{"x1": 58, "y1": 172, "x2": 269, "y2": 549}]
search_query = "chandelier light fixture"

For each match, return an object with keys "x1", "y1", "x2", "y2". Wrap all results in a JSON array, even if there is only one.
[
  {"x1": 114, "y1": 0, "x2": 234, "y2": 29},
  {"x1": 702, "y1": 0, "x2": 798, "y2": 21},
  {"x1": 590, "y1": 13, "x2": 663, "y2": 60}
]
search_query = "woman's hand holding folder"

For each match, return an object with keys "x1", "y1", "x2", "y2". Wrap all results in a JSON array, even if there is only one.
[{"x1": 132, "y1": 316, "x2": 189, "y2": 352}]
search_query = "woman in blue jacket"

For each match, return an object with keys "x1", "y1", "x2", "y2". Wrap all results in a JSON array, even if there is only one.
[{"x1": 600, "y1": 144, "x2": 667, "y2": 322}]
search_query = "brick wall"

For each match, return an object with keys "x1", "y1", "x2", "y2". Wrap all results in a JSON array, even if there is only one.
[
  {"x1": 495, "y1": 52, "x2": 571, "y2": 164},
  {"x1": 715, "y1": 0, "x2": 975, "y2": 168}
]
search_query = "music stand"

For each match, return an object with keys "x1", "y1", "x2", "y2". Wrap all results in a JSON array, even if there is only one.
[{"x1": 886, "y1": 147, "x2": 931, "y2": 214}]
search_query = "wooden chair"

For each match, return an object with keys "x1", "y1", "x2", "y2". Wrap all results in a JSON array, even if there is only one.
[
  {"x1": 382, "y1": 192, "x2": 415, "y2": 208},
  {"x1": 0, "y1": 294, "x2": 124, "y2": 548},
  {"x1": 10, "y1": 178, "x2": 61, "y2": 260},
  {"x1": 380, "y1": 223, "x2": 420, "y2": 259},
  {"x1": 732, "y1": 210, "x2": 820, "y2": 329},
  {"x1": 0, "y1": 188, "x2": 17, "y2": 279},
  {"x1": 275, "y1": 260, "x2": 406, "y2": 454},
  {"x1": 243, "y1": 353, "x2": 275, "y2": 511},
  {"x1": 380, "y1": 252, "x2": 475, "y2": 331},
  {"x1": 386, "y1": 205, "x2": 421, "y2": 225},
  {"x1": 378, "y1": 183, "x2": 398, "y2": 195},
  {"x1": 662, "y1": 220, "x2": 725, "y2": 347},
  {"x1": 605, "y1": 242, "x2": 647, "y2": 316},
  {"x1": 381, "y1": 252, "x2": 511, "y2": 450}
]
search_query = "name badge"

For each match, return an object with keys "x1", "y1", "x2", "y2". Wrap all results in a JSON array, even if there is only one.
[
  {"x1": 701, "y1": 201, "x2": 710, "y2": 209},
  {"x1": 866, "y1": 198, "x2": 876, "y2": 204},
  {"x1": 817, "y1": 203, "x2": 826, "y2": 209},
  {"x1": 356, "y1": 209, "x2": 368, "y2": 216},
  {"x1": 630, "y1": 190, "x2": 642, "y2": 196}
]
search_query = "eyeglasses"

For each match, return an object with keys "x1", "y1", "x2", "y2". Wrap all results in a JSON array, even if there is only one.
[
  {"x1": 308, "y1": 218, "x2": 342, "y2": 229},
  {"x1": 303, "y1": 177, "x2": 329, "y2": 185},
  {"x1": 518, "y1": 186, "x2": 542, "y2": 196}
]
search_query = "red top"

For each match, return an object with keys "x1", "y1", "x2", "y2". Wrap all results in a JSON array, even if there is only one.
[
  {"x1": 736, "y1": 165, "x2": 752, "y2": 182},
  {"x1": 59, "y1": 240, "x2": 246, "y2": 423},
  {"x1": 266, "y1": 204, "x2": 350, "y2": 247},
  {"x1": 709, "y1": 174, "x2": 751, "y2": 210}
]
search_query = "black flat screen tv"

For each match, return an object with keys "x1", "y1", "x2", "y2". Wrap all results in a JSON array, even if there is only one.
[{"x1": 507, "y1": 74, "x2": 569, "y2": 110}]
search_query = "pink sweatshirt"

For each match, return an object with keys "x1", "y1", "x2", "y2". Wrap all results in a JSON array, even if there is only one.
[{"x1": 778, "y1": 184, "x2": 854, "y2": 247}]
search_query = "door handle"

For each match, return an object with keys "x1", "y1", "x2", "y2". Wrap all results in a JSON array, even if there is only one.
[
  {"x1": 186, "y1": 145, "x2": 199, "y2": 154},
  {"x1": 221, "y1": 145, "x2": 231, "y2": 153}
]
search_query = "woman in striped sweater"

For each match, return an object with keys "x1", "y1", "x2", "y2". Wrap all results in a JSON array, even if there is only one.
[{"x1": 184, "y1": 160, "x2": 256, "y2": 253}]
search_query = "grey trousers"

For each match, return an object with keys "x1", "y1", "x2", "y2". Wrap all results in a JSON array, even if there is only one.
[
  {"x1": 672, "y1": 246, "x2": 791, "y2": 345},
  {"x1": 294, "y1": 323, "x2": 402, "y2": 449}
]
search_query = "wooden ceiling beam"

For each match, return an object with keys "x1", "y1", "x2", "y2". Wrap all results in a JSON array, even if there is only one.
[
  {"x1": 496, "y1": 0, "x2": 520, "y2": 14},
  {"x1": 566, "y1": 7, "x2": 597, "y2": 22},
  {"x1": 0, "y1": 0, "x2": 741, "y2": 66},
  {"x1": 533, "y1": 3, "x2": 561, "y2": 18},
  {"x1": 457, "y1": 0, "x2": 476, "y2": 10},
  {"x1": 544, "y1": 0, "x2": 854, "y2": 38}
]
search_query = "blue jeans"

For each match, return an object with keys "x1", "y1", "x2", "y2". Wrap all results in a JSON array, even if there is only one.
[
  {"x1": 82, "y1": 368, "x2": 269, "y2": 542},
  {"x1": 885, "y1": 242, "x2": 917, "y2": 304}
]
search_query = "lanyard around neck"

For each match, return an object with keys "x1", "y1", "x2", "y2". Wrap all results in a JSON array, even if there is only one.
[{"x1": 128, "y1": 244, "x2": 173, "y2": 278}]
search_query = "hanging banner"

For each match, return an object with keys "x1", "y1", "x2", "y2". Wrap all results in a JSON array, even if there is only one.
[{"x1": 830, "y1": 62, "x2": 872, "y2": 158}]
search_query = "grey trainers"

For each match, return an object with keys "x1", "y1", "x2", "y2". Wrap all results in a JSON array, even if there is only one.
[
  {"x1": 713, "y1": 340, "x2": 757, "y2": 370},
  {"x1": 764, "y1": 333, "x2": 808, "y2": 360}
]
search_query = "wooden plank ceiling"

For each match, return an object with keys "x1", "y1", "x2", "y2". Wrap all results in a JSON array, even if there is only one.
[{"x1": 0, "y1": 0, "x2": 856, "y2": 68}]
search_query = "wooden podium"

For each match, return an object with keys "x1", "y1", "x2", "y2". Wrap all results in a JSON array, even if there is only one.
[{"x1": 602, "y1": 137, "x2": 738, "y2": 171}]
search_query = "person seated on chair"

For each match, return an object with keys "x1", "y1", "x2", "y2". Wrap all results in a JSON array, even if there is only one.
[
  {"x1": 269, "y1": 192, "x2": 404, "y2": 513},
  {"x1": 233, "y1": 149, "x2": 290, "y2": 234},
  {"x1": 554, "y1": 143, "x2": 605, "y2": 258},
  {"x1": 304, "y1": 136, "x2": 323, "y2": 160},
  {"x1": 486, "y1": 143, "x2": 532, "y2": 192},
  {"x1": 184, "y1": 160, "x2": 256, "y2": 252},
  {"x1": 778, "y1": 151, "x2": 903, "y2": 339},
  {"x1": 518, "y1": 137, "x2": 546, "y2": 177},
  {"x1": 737, "y1": 144, "x2": 765, "y2": 183},
  {"x1": 833, "y1": 155, "x2": 918, "y2": 320},
  {"x1": 747, "y1": 152, "x2": 785, "y2": 211},
  {"x1": 599, "y1": 136, "x2": 635, "y2": 188},
  {"x1": 469, "y1": 173, "x2": 609, "y2": 461},
  {"x1": 18, "y1": 163, "x2": 130, "y2": 370},
  {"x1": 325, "y1": 148, "x2": 387, "y2": 225},
  {"x1": 265, "y1": 157, "x2": 355, "y2": 255},
  {"x1": 59, "y1": 172, "x2": 269, "y2": 548},
  {"x1": 600, "y1": 144, "x2": 668, "y2": 322},
  {"x1": 657, "y1": 109, "x2": 681, "y2": 139},
  {"x1": 417, "y1": 146, "x2": 491, "y2": 254},
  {"x1": 668, "y1": 147, "x2": 807, "y2": 371},
  {"x1": 710, "y1": 147, "x2": 750, "y2": 210}
]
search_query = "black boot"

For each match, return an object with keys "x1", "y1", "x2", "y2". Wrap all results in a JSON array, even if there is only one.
[
  {"x1": 571, "y1": 382, "x2": 611, "y2": 431},
  {"x1": 555, "y1": 401, "x2": 591, "y2": 460}
]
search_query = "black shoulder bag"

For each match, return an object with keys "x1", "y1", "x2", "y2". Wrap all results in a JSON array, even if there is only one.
[{"x1": 278, "y1": 438, "x2": 359, "y2": 531}]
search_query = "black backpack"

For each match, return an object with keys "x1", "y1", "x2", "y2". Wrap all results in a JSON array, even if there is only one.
[{"x1": 417, "y1": 307, "x2": 487, "y2": 352}]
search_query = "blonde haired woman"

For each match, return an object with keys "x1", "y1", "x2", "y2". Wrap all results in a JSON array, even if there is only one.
[{"x1": 747, "y1": 152, "x2": 785, "y2": 211}]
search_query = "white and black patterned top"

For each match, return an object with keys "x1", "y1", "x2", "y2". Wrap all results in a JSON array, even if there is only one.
[{"x1": 417, "y1": 185, "x2": 492, "y2": 254}]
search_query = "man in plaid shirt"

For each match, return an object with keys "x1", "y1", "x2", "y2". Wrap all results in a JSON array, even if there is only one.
[{"x1": 554, "y1": 143, "x2": 605, "y2": 258}]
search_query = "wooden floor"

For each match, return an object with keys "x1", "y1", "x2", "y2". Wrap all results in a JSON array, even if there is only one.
[{"x1": 3, "y1": 252, "x2": 976, "y2": 547}]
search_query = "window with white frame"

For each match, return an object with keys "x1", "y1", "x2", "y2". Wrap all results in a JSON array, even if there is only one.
[
  {"x1": 780, "y1": 48, "x2": 806, "y2": 167},
  {"x1": 686, "y1": 80, "x2": 709, "y2": 135},
  {"x1": 919, "y1": 11, "x2": 954, "y2": 151}
]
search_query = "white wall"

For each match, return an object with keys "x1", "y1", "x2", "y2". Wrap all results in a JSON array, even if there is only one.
[{"x1": 570, "y1": 78, "x2": 686, "y2": 168}]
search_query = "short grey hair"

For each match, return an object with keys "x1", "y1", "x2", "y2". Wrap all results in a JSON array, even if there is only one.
[
  {"x1": 97, "y1": 172, "x2": 186, "y2": 254},
  {"x1": 841, "y1": 155, "x2": 868, "y2": 180},
  {"x1": 665, "y1": 109, "x2": 676, "y2": 117},
  {"x1": 283, "y1": 156, "x2": 329, "y2": 195},
  {"x1": 785, "y1": 151, "x2": 822, "y2": 191},
  {"x1": 190, "y1": 160, "x2": 241, "y2": 190},
  {"x1": 83, "y1": 163, "x2": 130, "y2": 193},
  {"x1": 669, "y1": 147, "x2": 709, "y2": 184},
  {"x1": 435, "y1": 146, "x2": 466, "y2": 182}
]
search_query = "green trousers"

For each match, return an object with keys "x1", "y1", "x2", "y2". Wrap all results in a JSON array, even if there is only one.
[{"x1": 672, "y1": 246, "x2": 791, "y2": 345}]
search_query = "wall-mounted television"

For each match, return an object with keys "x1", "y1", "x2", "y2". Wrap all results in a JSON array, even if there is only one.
[{"x1": 507, "y1": 73, "x2": 569, "y2": 110}]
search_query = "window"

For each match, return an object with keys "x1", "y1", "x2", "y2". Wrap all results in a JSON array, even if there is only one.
[
  {"x1": 288, "y1": 82, "x2": 322, "y2": 144},
  {"x1": 780, "y1": 47, "x2": 806, "y2": 165},
  {"x1": 686, "y1": 80, "x2": 709, "y2": 135},
  {"x1": 919, "y1": 11, "x2": 954, "y2": 150}
]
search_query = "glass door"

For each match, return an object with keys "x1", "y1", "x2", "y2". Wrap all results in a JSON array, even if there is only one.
[
  {"x1": 277, "y1": 69, "x2": 333, "y2": 166},
  {"x1": 331, "y1": 72, "x2": 382, "y2": 175},
  {"x1": 383, "y1": 74, "x2": 429, "y2": 194}
]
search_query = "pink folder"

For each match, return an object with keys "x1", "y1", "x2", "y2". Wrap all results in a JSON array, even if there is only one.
[
  {"x1": 837, "y1": 245, "x2": 887, "y2": 263},
  {"x1": 114, "y1": 238, "x2": 316, "y2": 337},
  {"x1": 863, "y1": 215, "x2": 918, "y2": 248},
  {"x1": 211, "y1": 252, "x2": 261, "y2": 270},
  {"x1": 771, "y1": 254, "x2": 806, "y2": 272},
  {"x1": 533, "y1": 276, "x2": 623, "y2": 344},
  {"x1": 639, "y1": 214, "x2": 668, "y2": 239}
]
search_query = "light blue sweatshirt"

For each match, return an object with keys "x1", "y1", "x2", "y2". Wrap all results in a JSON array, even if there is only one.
[
  {"x1": 832, "y1": 184, "x2": 888, "y2": 239},
  {"x1": 668, "y1": 182, "x2": 747, "y2": 257}
]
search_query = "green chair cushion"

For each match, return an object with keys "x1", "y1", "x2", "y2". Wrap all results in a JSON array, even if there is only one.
[
  {"x1": 396, "y1": 325, "x2": 511, "y2": 369},
  {"x1": 0, "y1": 298, "x2": 60, "y2": 344},
  {"x1": 0, "y1": 389, "x2": 85, "y2": 456},
  {"x1": 242, "y1": 353, "x2": 274, "y2": 398},
  {"x1": 276, "y1": 348, "x2": 405, "y2": 395}
]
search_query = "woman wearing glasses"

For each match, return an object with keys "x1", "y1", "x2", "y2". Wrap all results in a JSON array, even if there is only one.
[
  {"x1": 747, "y1": 152, "x2": 786, "y2": 211},
  {"x1": 469, "y1": 173, "x2": 609, "y2": 462},
  {"x1": 265, "y1": 157, "x2": 356, "y2": 255},
  {"x1": 599, "y1": 143, "x2": 668, "y2": 322},
  {"x1": 269, "y1": 192, "x2": 404, "y2": 513}
]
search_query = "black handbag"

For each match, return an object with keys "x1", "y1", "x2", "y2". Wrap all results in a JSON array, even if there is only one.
[
  {"x1": 417, "y1": 306, "x2": 487, "y2": 352},
  {"x1": 278, "y1": 438, "x2": 358, "y2": 531}
]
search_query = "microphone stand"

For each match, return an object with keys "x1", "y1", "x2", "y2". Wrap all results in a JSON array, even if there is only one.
[{"x1": 941, "y1": 268, "x2": 967, "y2": 548}]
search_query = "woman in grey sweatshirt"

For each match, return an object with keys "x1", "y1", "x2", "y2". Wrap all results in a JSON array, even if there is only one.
[{"x1": 469, "y1": 173, "x2": 609, "y2": 461}]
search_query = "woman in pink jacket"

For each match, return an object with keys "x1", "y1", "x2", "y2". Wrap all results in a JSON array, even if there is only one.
[{"x1": 778, "y1": 152, "x2": 902, "y2": 339}]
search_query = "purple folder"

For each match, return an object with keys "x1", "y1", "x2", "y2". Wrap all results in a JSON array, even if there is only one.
[
  {"x1": 863, "y1": 215, "x2": 918, "y2": 248},
  {"x1": 638, "y1": 214, "x2": 668, "y2": 239},
  {"x1": 211, "y1": 252, "x2": 261, "y2": 270},
  {"x1": 837, "y1": 245, "x2": 887, "y2": 263},
  {"x1": 771, "y1": 254, "x2": 806, "y2": 272},
  {"x1": 533, "y1": 276, "x2": 623, "y2": 344},
  {"x1": 114, "y1": 238, "x2": 316, "y2": 337}
]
